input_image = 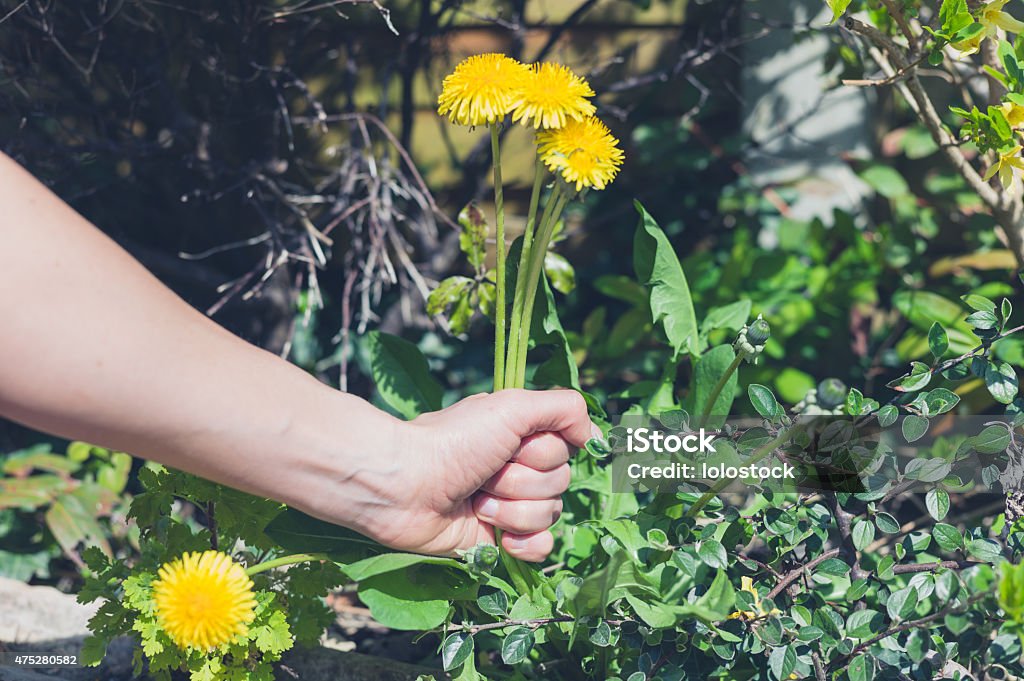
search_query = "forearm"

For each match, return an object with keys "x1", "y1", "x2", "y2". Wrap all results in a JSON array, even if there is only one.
[{"x1": 0, "y1": 153, "x2": 401, "y2": 526}]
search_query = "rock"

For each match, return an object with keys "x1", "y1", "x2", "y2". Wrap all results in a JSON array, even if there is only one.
[
  {"x1": 0, "y1": 578, "x2": 96, "y2": 643},
  {"x1": 0, "y1": 578, "x2": 444, "y2": 681}
]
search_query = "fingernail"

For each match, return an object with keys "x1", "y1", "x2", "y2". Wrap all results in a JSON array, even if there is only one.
[
  {"x1": 477, "y1": 497, "x2": 499, "y2": 519},
  {"x1": 591, "y1": 422, "x2": 603, "y2": 440}
]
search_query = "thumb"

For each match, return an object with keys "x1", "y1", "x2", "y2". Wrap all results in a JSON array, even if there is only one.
[{"x1": 491, "y1": 388, "x2": 596, "y2": 449}]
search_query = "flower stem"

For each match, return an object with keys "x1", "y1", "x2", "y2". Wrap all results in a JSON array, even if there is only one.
[
  {"x1": 698, "y1": 352, "x2": 743, "y2": 429},
  {"x1": 510, "y1": 187, "x2": 568, "y2": 387},
  {"x1": 245, "y1": 553, "x2": 325, "y2": 576},
  {"x1": 491, "y1": 125, "x2": 508, "y2": 391},
  {"x1": 505, "y1": 158, "x2": 547, "y2": 384}
]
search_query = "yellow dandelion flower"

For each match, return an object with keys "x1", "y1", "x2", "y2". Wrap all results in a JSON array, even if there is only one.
[
  {"x1": 537, "y1": 116, "x2": 624, "y2": 191},
  {"x1": 437, "y1": 53, "x2": 529, "y2": 127},
  {"x1": 153, "y1": 550, "x2": 257, "y2": 651},
  {"x1": 511, "y1": 62, "x2": 596, "y2": 130},
  {"x1": 983, "y1": 145, "x2": 1024, "y2": 190}
]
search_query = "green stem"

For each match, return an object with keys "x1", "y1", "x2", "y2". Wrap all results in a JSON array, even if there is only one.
[
  {"x1": 245, "y1": 553, "x2": 325, "y2": 576},
  {"x1": 698, "y1": 352, "x2": 744, "y2": 428},
  {"x1": 505, "y1": 158, "x2": 547, "y2": 384},
  {"x1": 510, "y1": 187, "x2": 569, "y2": 388},
  {"x1": 491, "y1": 125, "x2": 507, "y2": 391}
]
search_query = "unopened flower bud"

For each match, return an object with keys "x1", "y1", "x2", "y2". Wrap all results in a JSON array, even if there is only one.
[
  {"x1": 747, "y1": 317, "x2": 771, "y2": 345},
  {"x1": 817, "y1": 378, "x2": 847, "y2": 410}
]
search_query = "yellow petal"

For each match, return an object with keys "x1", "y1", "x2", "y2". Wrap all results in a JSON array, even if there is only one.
[{"x1": 994, "y1": 11, "x2": 1024, "y2": 33}]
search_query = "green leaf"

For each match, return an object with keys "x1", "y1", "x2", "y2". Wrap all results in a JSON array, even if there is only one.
[
  {"x1": 878, "y1": 405, "x2": 899, "y2": 428},
  {"x1": 860, "y1": 164, "x2": 910, "y2": 198},
  {"x1": 701, "y1": 299, "x2": 751, "y2": 336},
  {"x1": 501, "y1": 626, "x2": 535, "y2": 665},
  {"x1": 357, "y1": 572, "x2": 451, "y2": 630},
  {"x1": 875, "y1": 512, "x2": 901, "y2": 534},
  {"x1": 45, "y1": 494, "x2": 111, "y2": 557},
  {"x1": 928, "y1": 322, "x2": 949, "y2": 359},
  {"x1": 477, "y1": 589, "x2": 508, "y2": 617},
  {"x1": 442, "y1": 632, "x2": 474, "y2": 671},
  {"x1": 544, "y1": 252, "x2": 576, "y2": 294},
  {"x1": 691, "y1": 345, "x2": 738, "y2": 423},
  {"x1": 458, "y1": 203, "x2": 488, "y2": 271},
  {"x1": 748, "y1": 384, "x2": 781, "y2": 420},
  {"x1": 902, "y1": 415, "x2": 929, "y2": 443},
  {"x1": 846, "y1": 609, "x2": 883, "y2": 638},
  {"x1": 846, "y1": 387, "x2": 865, "y2": 416},
  {"x1": 693, "y1": 569, "x2": 736, "y2": 619},
  {"x1": 888, "y1": 362, "x2": 932, "y2": 393},
  {"x1": 264, "y1": 509, "x2": 385, "y2": 563},
  {"x1": 589, "y1": 620, "x2": 612, "y2": 647},
  {"x1": 826, "y1": 0, "x2": 853, "y2": 24},
  {"x1": 633, "y1": 202, "x2": 699, "y2": 358},
  {"x1": 366, "y1": 331, "x2": 442, "y2": 419},
  {"x1": 848, "y1": 653, "x2": 875, "y2": 681},
  {"x1": 852, "y1": 519, "x2": 875, "y2": 551},
  {"x1": 932, "y1": 523, "x2": 964, "y2": 552},
  {"x1": 625, "y1": 593, "x2": 676, "y2": 629},
  {"x1": 530, "y1": 276, "x2": 603, "y2": 415},
  {"x1": 973, "y1": 425, "x2": 1011, "y2": 454},
  {"x1": 961, "y1": 294, "x2": 996, "y2": 313},
  {"x1": 698, "y1": 539, "x2": 728, "y2": 569},
  {"x1": 985, "y1": 361, "x2": 1019, "y2": 404},
  {"x1": 343, "y1": 552, "x2": 466, "y2": 582},
  {"x1": 887, "y1": 586, "x2": 919, "y2": 620},
  {"x1": 926, "y1": 489, "x2": 950, "y2": 521},
  {"x1": 967, "y1": 538, "x2": 1002, "y2": 562},
  {"x1": 966, "y1": 310, "x2": 999, "y2": 329},
  {"x1": 768, "y1": 644, "x2": 797, "y2": 681}
]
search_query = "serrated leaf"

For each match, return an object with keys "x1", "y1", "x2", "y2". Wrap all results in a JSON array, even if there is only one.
[{"x1": 633, "y1": 203, "x2": 699, "y2": 357}]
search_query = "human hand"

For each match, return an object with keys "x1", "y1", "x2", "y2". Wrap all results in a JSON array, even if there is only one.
[{"x1": 305, "y1": 389, "x2": 595, "y2": 562}]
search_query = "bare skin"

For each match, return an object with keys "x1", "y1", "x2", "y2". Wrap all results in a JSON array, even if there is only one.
[{"x1": 0, "y1": 153, "x2": 595, "y2": 562}]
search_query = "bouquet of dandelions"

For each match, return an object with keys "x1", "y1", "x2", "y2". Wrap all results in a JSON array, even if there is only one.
[{"x1": 430, "y1": 54, "x2": 623, "y2": 592}]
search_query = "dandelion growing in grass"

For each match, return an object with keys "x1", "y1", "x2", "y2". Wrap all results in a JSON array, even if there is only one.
[
  {"x1": 511, "y1": 62, "x2": 596, "y2": 130},
  {"x1": 537, "y1": 116, "x2": 624, "y2": 191},
  {"x1": 153, "y1": 551, "x2": 257, "y2": 651},
  {"x1": 437, "y1": 53, "x2": 529, "y2": 127}
]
